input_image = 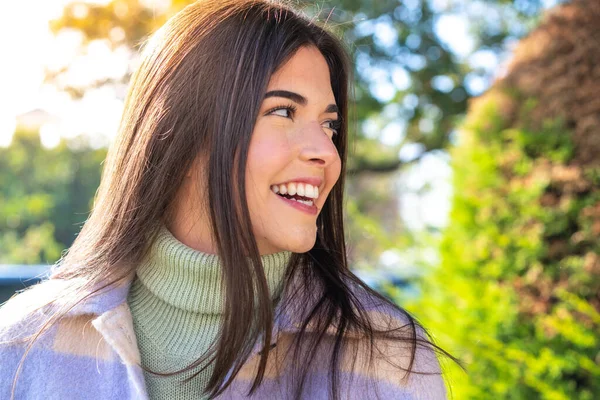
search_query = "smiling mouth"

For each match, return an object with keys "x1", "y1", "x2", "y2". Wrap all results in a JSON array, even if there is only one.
[{"x1": 269, "y1": 183, "x2": 319, "y2": 206}]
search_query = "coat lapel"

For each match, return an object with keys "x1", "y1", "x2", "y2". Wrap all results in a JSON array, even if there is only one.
[{"x1": 92, "y1": 302, "x2": 149, "y2": 399}]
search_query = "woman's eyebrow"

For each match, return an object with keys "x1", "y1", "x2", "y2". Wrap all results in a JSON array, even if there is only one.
[{"x1": 264, "y1": 90, "x2": 339, "y2": 114}]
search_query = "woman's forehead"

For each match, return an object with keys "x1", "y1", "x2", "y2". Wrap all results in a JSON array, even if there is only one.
[{"x1": 266, "y1": 47, "x2": 335, "y2": 104}]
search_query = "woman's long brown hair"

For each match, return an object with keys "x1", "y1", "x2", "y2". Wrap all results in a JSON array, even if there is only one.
[{"x1": 6, "y1": 1, "x2": 463, "y2": 399}]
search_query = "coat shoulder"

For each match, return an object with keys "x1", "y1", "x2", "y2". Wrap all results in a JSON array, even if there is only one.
[
  {"x1": 0, "y1": 278, "x2": 116, "y2": 360},
  {"x1": 0, "y1": 280, "x2": 123, "y2": 400},
  {"x1": 0, "y1": 279, "x2": 70, "y2": 339}
]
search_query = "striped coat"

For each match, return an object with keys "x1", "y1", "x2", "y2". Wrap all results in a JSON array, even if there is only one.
[{"x1": 0, "y1": 274, "x2": 447, "y2": 399}]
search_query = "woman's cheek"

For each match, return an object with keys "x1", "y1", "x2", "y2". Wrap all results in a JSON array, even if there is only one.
[{"x1": 327, "y1": 156, "x2": 342, "y2": 185}]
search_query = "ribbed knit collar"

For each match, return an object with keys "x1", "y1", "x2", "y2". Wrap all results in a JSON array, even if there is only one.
[{"x1": 134, "y1": 224, "x2": 293, "y2": 314}]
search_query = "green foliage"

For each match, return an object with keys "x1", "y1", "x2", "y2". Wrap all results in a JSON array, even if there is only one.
[
  {"x1": 403, "y1": 90, "x2": 600, "y2": 399},
  {"x1": 0, "y1": 130, "x2": 105, "y2": 264}
]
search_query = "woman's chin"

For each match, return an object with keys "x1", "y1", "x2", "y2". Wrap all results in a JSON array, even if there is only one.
[
  {"x1": 263, "y1": 234, "x2": 316, "y2": 254},
  {"x1": 288, "y1": 241, "x2": 316, "y2": 254}
]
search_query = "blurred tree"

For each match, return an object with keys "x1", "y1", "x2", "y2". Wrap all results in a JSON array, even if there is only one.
[
  {"x1": 407, "y1": 0, "x2": 600, "y2": 398},
  {"x1": 0, "y1": 129, "x2": 106, "y2": 264}
]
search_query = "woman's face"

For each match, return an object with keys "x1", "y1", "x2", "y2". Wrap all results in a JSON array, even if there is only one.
[
  {"x1": 168, "y1": 46, "x2": 341, "y2": 256},
  {"x1": 246, "y1": 45, "x2": 342, "y2": 254}
]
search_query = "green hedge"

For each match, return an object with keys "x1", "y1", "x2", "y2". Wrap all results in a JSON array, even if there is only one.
[{"x1": 407, "y1": 87, "x2": 600, "y2": 399}]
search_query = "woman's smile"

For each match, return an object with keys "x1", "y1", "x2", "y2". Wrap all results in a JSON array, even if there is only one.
[
  {"x1": 271, "y1": 188, "x2": 318, "y2": 215},
  {"x1": 269, "y1": 178, "x2": 323, "y2": 215}
]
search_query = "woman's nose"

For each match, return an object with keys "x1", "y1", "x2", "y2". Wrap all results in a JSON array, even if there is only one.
[{"x1": 297, "y1": 121, "x2": 339, "y2": 167}]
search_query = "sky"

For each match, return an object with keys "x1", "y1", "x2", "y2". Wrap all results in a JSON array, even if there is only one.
[
  {"x1": 1, "y1": 0, "x2": 67, "y2": 146},
  {"x1": 0, "y1": 0, "x2": 129, "y2": 148}
]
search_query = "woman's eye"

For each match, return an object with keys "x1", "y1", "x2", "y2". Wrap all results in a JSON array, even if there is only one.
[
  {"x1": 267, "y1": 105, "x2": 296, "y2": 119},
  {"x1": 323, "y1": 119, "x2": 341, "y2": 135},
  {"x1": 272, "y1": 108, "x2": 292, "y2": 118}
]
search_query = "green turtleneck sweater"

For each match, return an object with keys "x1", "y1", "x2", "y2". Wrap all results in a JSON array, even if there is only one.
[{"x1": 126, "y1": 225, "x2": 292, "y2": 399}]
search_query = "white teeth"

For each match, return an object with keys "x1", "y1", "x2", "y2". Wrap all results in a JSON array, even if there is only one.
[
  {"x1": 288, "y1": 182, "x2": 297, "y2": 196},
  {"x1": 270, "y1": 182, "x2": 320, "y2": 199},
  {"x1": 304, "y1": 184, "x2": 314, "y2": 198},
  {"x1": 297, "y1": 199, "x2": 313, "y2": 206}
]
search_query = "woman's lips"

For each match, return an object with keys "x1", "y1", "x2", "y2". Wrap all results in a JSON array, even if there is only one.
[{"x1": 273, "y1": 192, "x2": 318, "y2": 215}]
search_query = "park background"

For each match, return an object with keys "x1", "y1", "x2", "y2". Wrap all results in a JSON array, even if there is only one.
[{"x1": 0, "y1": 0, "x2": 598, "y2": 398}]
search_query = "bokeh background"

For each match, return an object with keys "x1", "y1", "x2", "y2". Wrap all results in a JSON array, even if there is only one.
[{"x1": 1, "y1": 0, "x2": 598, "y2": 398}]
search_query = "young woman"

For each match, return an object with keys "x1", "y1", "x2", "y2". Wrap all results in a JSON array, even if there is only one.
[{"x1": 0, "y1": 0, "x2": 462, "y2": 399}]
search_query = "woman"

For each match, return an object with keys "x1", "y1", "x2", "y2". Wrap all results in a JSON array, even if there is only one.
[{"x1": 0, "y1": 0, "x2": 462, "y2": 399}]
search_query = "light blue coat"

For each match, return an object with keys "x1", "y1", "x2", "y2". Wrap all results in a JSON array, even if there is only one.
[{"x1": 0, "y1": 274, "x2": 447, "y2": 399}]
